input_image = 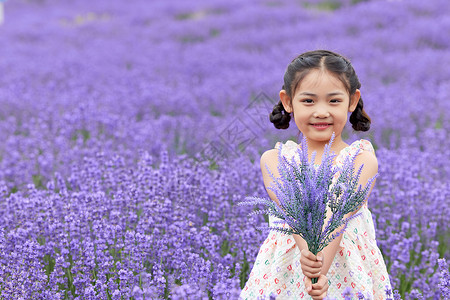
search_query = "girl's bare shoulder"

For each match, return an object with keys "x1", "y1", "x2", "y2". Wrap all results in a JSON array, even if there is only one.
[
  {"x1": 260, "y1": 140, "x2": 297, "y2": 173},
  {"x1": 260, "y1": 148, "x2": 279, "y2": 173},
  {"x1": 343, "y1": 139, "x2": 378, "y2": 173},
  {"x1": 354, "y1": 149, "x2": 378, "y2": 176},
  {"x1": 259, "y1": 148, "x2": 282, "y2": 205}
]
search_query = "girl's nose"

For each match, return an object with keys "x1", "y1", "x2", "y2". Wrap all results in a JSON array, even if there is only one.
[
  {"x1": 313, "y1": 110, "x2": 330, "y2": 118},
  {"x1": 313, "y1": 103, "x2": 330, "y2": 118}
]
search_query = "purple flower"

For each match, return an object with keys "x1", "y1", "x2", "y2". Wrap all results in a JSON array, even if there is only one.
[
  {"x1": 393, "y1": 289, "x2": 402, "y2": 300},
  {"x1": 438, "y1": 258, "x2": 450, "y2": 299},
  {"x1": 342, "y1": 286, "x2": 353, "y2": 300},
  {"x1": 356, "y1": 291, "x2": 365, "y2": 299}
]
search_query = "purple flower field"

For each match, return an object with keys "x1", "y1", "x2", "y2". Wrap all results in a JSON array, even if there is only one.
[{"x1": 0, "y1": 0, "x2": 448, "y2": 299}]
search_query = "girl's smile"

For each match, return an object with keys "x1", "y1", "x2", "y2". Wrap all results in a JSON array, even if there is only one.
[{"x1": 310, "y1": 122, "x2": 332, "y2": 130}]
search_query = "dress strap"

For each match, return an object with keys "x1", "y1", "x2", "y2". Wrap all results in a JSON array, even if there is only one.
[
  {"x1": 341, "y1": 139, "x2": 375, "y2": 157},
  {"x1": 355, "y1": 139, "x2": 375, "y2": 153},
  {"x1": 335, "y1": 139, "x2": 375, "y2": 167},
  {"x1": 274, "y1": 140, "x2": 300, "y2": 162}
]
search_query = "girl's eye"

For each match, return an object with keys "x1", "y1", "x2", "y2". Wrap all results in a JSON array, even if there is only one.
[
  {"x1": 330, "y1": 99, "x2": 341, "y2": 103},
  {"x1": 301, "y1": 99, "x2": 314, "y2": 103}
]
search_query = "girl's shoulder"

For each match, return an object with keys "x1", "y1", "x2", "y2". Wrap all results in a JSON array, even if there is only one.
[
  {"x1": 261, "y1": 141, "x2": 296, "y2": 166},
  {"x1": 336, "y1": 139, "x2": 378, "y2": 170},
  {"x1": 274, "y1": 140, "x2": 297, "y2": 149},
  {"x1": 341, "y1": 139, "x2": 375, "y2": 156},
  {"x1": 273, "y1": 140, "x2": 299, "y2": 161},
  {"x1": 274, "y1": 140, "x2": 298, "y2": 151}
]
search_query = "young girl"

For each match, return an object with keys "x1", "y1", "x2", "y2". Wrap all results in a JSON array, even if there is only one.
[{"x1": 240, "y1": 50, "x2": 392, "y2": 300}]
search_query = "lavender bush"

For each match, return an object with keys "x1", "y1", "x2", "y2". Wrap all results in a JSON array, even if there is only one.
[{"x1": 0, "y1": 0, "x2": 448, "y2": 298}]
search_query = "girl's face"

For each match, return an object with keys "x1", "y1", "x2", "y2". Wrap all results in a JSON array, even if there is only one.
[{"x1": 280, "y1": 69, "x2": 360, "y2": 148}]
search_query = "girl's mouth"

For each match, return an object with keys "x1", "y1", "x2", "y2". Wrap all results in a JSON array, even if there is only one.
[{"x1": 311, "y1": 123, "x2": 331, "y2": 130}]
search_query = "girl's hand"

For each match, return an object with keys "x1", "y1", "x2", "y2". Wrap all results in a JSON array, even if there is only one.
[
  {"x1": 304, "y1": 274, "x2": 329, "y2": 300},
  {"x1": 300, "y1": 249, "x2": 323, "y2": 278}
]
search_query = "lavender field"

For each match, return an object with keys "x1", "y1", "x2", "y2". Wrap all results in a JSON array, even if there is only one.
[{"x1": 0, "y1": 0, "x2": 449, "y2": 299}]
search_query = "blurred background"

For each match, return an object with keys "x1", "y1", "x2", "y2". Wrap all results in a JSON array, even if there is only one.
[{"x1": 0, "y1": 0, "x2": 448, "y2": 299}]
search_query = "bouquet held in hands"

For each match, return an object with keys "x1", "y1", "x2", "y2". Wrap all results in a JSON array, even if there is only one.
[{"x1": 239, "y1": 133, "x2": 377, "y2": 284}]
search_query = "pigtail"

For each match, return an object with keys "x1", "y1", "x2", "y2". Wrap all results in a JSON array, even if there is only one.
[
  {"x1": 349, "y1": 96, "x2": 371, "y2": 131},
  {"x1": 269, "y1": 99, "x2": 291, "y2": 129}
]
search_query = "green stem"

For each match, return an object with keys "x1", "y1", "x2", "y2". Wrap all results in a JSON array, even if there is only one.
[{"x1": 310, "y1": 243, "x2": 319, "y2": 284}]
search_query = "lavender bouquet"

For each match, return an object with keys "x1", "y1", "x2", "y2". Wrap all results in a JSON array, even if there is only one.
[{"x1": 239, "y1": 134, "x2": 377, "y2": 283}]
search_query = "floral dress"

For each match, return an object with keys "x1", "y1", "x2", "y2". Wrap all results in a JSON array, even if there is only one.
[{"x1": 239, "y1": 139, "x2": 392, "y2": 300}]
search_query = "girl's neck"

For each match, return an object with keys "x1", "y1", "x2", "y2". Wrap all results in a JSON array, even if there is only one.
[{"x1": 300, "y1": 136, "x2": 349, "y2": 162}]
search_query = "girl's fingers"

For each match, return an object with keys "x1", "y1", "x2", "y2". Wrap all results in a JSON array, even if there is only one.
[
  {"x1": 301, "y1": 262, "x2": 322, "y2": 271},
  {"x1": 301, "y1": 266, "x2": 321, "y2": 278},
  {"x1": 316, "y1": 251, "x2": 323, "y2": 262},
  {"x1": 303, "y1": 276, "x2": 312, "y2": 293},
  {"x1": 310, "y1": 285, "x2": 327, "y2": 296},
  {"x1": 301, "y1": 249, "x2": 324, "y2": 262},
  {"x1": 301, "y1": 267, "x2": 321, "y2": 278},
  {"x1": 300, "y1": 261, "x2": 322, "y2": 275},
  {"x1": 300, "y1": 249, "x2": 323, "y2": 268},
  {"x1": 300, "y1": 256, "x2": 323, "y2": 268},
  {"x1": 300, "y1": 249, "x2": 323, "y2": 279},
  {"x1": 303, "y1": 271, "x2": 320, "y2": 278},
  {"x1": 312, "y1": 294, "x2": 327, "y2": 300},
  {"x1": 308, "y1": 274, "x2": 329, "y2": 299},
  {"x1": 310, "y1": 289, "x2": 327, "y2": 300},
  {"x1": 301, "y1": 265, "x2": 322, "y2": 276},
  {"x1": 312, "y1": 275, "x2": 328, "y2": 292},
  {"x1": 300, "y1": 249, "x2": 316, "y2": 260},
  {"x1": 309, "y1": 287, "x2": 327, "y2": 296},
  {"x1": 317, "y1": 274, "x2": 329, "y2": 288}
]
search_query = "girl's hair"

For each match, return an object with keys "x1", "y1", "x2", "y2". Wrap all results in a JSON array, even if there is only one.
[{"x1": 269, "y1": 49, "x2": 371, "y2": 131}]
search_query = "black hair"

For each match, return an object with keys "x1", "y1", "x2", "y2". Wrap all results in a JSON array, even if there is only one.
[{"x1": 269, "y1": 49, "x2": 371, "y2": 131}]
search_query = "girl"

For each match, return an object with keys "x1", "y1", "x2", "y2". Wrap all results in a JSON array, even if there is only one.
[{"x1": 239, "y1": 50, "x2": 392, "y2": 300}]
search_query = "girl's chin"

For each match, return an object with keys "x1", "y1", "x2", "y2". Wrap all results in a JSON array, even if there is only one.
[{"x1": 303, "y1": 132, "x2": 340, "y2": 142}]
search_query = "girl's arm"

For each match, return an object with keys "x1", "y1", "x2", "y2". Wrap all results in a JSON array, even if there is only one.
[
  {"x1": 260, "y1": 149, "x2": 308, "y2": 252},
  {"x1": 302, "y1": 150, "x2": 379, "y2": 282}
]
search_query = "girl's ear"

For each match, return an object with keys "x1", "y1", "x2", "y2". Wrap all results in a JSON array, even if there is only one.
[
  {"x1": 349, "y1": 89, "x2": 361, "y2": 112},
  {"x1": 279, "y1": 90, "x2": 293, "y2": 113}
]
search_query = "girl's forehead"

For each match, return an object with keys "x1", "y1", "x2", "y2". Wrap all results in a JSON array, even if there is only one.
[{"x1": 297, "y1": 69, "x2": 346, "y2": 92}]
